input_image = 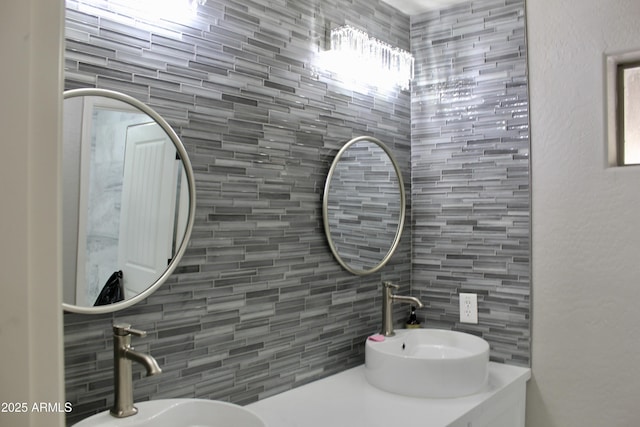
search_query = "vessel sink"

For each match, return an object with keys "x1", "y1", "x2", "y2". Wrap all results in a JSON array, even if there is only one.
[
  {"x1": 73, "y1": 399, "x2": 266, "y2": 427},
  {"x1": 365, "y1": 329, "x2": 490, "y2": 398}
]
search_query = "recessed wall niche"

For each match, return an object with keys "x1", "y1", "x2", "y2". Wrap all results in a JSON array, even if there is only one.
[{"x1": 606, "y1": 49, "x2": 640, "y2": 166}]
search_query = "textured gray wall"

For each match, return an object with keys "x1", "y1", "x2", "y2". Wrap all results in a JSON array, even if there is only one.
[
  {"x1": 63, "y1": 0, "x2": 412, "y2": 424},
  {"x1": 410, "y1": 0, "x2": 530, "y2": 366}
]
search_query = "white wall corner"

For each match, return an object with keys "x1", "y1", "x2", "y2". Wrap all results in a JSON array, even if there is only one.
[{"x1": 0, "y1": 1, "x2": 65, "y2": 426}]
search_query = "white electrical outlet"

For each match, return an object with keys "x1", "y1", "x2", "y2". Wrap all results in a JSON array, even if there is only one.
[{"x1": 459, "y1": 293, "x2": 478, "y2": 324}]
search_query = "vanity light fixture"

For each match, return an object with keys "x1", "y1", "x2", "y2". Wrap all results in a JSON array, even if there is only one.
[{"x1": 327, "y1": 25, "x2": 414, "y2": 90}]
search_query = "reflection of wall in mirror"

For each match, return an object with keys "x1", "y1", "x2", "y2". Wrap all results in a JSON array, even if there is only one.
[
  {"x1": 62, "y1": 97, "x2": 83, "y2": 306},
  {"x1": 327, "y1": 142, "x2": 401, "y2": 271},
  {"x1": 84, "y1": 108, "x2": 152, "y2": 305}
]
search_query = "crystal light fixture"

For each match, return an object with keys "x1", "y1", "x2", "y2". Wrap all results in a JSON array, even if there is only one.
[
  {"x1": 188, "y1": 0, "x2": 207, "y2": 12},
  {"x1": 328, "y1": 25, "x2": 414, "y2": 90}
]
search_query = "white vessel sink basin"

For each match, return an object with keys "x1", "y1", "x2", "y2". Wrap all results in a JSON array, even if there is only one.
[
  {"x1": 73, "y1": 398, "x2": 266, "y2": 427},
  {"x1": 365, "y1": 329, "x2": 490, "y2": 398}
]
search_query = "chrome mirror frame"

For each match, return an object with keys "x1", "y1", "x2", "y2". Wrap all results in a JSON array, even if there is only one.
[{"x1": 322, "y1": 136, "x2": 406, "y2": 276}]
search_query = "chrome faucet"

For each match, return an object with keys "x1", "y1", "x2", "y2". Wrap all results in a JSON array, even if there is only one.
[
  {"x1": 381, "y1": 281, "x2": 423, "y2": 337},
  {"x1": 110, "y1": 324, "x2": 162, "y2": 418}
]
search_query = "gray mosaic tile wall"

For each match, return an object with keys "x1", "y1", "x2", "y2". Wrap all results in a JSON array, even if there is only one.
[
  {"x1": 410, "y1": 0, "x2": 530, "y2": 366},
  {"x1": 63, "y1": 0, "x2": 412, "y2": 424}
]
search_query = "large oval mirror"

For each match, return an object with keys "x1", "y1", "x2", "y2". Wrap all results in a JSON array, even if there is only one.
[
  {"x1": 322, "y1": 136, "x2": 406, "y2": 275},
  {"x1": 62, "y1": 88, "x2": 196, "y2": 314}
]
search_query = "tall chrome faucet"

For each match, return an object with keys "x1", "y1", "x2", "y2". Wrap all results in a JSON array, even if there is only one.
[
  {"x1": 110, "y1": 324, "x2": 162, "y2": 418},
  {"x1": 381, "y1": 281, "x2": 424, "y2": 337}
]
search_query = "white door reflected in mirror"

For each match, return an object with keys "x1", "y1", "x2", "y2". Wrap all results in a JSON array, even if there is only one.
[{"x1": 119, "y1": 122, "x2": 182, "y2": 298}]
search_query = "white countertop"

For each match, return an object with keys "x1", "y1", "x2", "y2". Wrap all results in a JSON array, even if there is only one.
[{"x1": 247, "y1": 363, "x2": 531, "y2": 427}]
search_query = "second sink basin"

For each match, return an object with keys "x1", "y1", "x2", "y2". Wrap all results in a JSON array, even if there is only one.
[
  {"x1": 72, "y1": 398, "x2": 265, "y2": 427},
  {"x1": 365, "y1": 329, "x2": 490, "y2": 398}
]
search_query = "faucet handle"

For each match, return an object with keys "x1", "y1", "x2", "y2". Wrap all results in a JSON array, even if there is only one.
[
  {"x1": 113, "y1": 323, "x2": 147, "y2": 337},
  {"x1": 383, "y1": 281, "x2": 399, "y2": 290}
]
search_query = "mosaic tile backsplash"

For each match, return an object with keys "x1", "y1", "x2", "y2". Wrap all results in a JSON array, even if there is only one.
[
  {"x1": 410, "y1": 0, "x2": 530, "y2": 365},
  {"x1": 62, "y1": 0, "x2": 530, "y2": 424},
  {"x1": 63, "y1": 0, "x2": 412, "y2": 423}
]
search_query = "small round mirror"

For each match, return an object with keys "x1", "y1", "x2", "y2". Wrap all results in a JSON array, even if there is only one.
[
  {"x1": 322, "y1": 136, "x2": 406, "y2": 275},
  {"x1": 62, "y1": 88, "x2": 196, "y2": 314}
]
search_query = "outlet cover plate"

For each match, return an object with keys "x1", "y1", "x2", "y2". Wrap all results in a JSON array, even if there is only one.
[{"x1": 459, "y1": 293, "x2": 478, "y2": 324}]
